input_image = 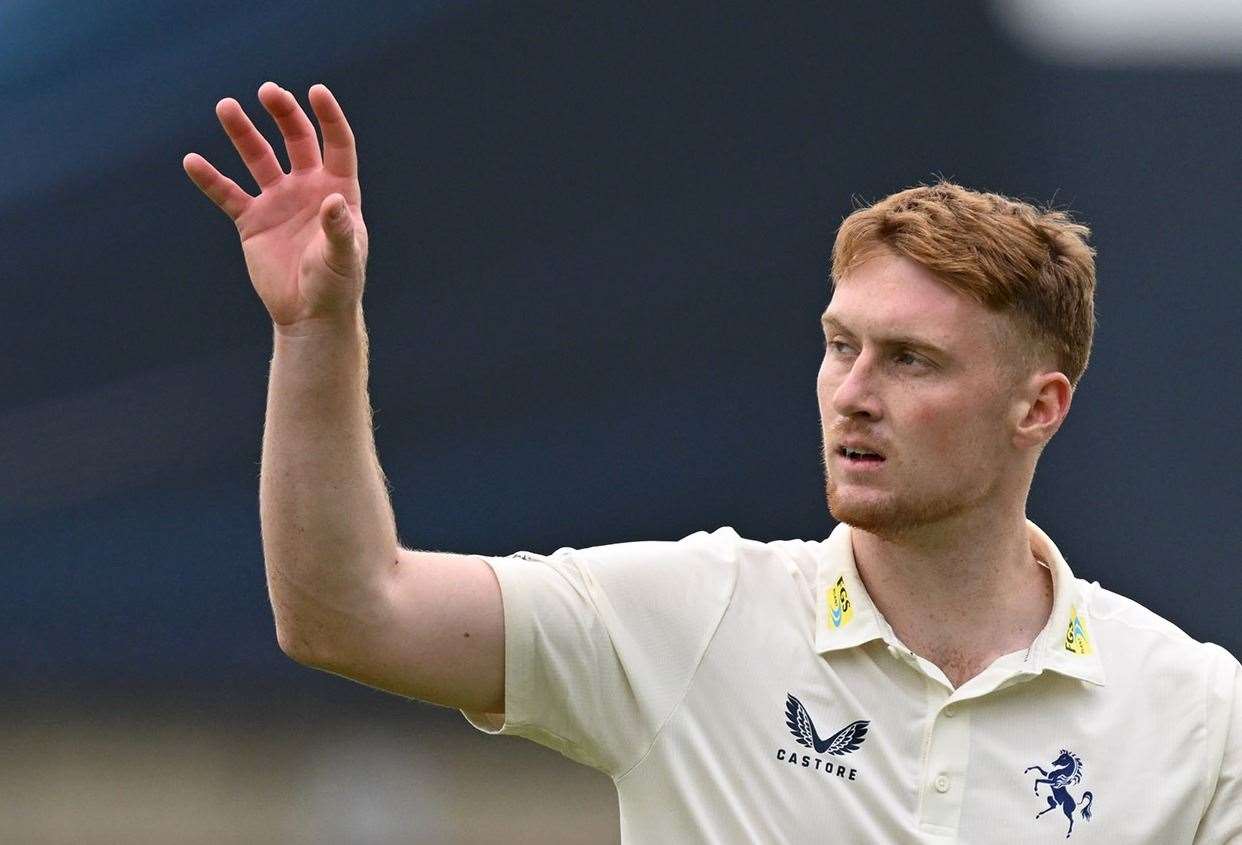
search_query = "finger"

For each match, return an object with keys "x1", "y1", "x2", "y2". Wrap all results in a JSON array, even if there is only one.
[
  {"x1": 308, "y1": 83, "x2": 357, "y2": 179},
  {"x1": 318, "y1": 194, "x2": 359, "y2": 275},
  {"x1": 215, "y1": 97, "x2": 284, "y2": 189},
  {"x1": 258, "y1": 81, "x2": 322, "y2": 173},
  {"x1": 183, "y1": 152, "x2": 254, "y2": 220}
]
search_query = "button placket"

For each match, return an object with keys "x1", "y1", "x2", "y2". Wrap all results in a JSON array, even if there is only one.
[{"x1": 918, "y1": 681, "x2": 971, "y2": 834}]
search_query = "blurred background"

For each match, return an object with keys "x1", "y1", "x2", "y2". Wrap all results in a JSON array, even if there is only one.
[{"x1": 3, "y1": 0, "x2": 1240, "y2": 841}]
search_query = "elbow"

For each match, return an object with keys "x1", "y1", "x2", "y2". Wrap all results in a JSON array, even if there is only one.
[
  {"x1": 271, "y1": 599, "x2": 340, "y2": 666},
  {"x1": 275, "y1": 624, "x2": 324, "y2": 667},
  {"x1": 276, "y1": 621, "x2": 357, "y2": 673}
]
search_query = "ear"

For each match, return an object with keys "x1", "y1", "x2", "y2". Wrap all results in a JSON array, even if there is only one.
[{"x1": 1011, "y1": 371, "x2": 1072, "y2": 450}]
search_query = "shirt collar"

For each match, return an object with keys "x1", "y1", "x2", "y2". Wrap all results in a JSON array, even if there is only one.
[{"x1": 813, "y1": 519, "x2": 1105, "y2": 686}]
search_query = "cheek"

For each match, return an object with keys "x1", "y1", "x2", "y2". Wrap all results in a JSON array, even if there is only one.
[
  {"x1": 902, "y1": 416, "x2": 957, "y2": 477},
  {"x1": 906, "y1": 394, "x2": 991, "y2": 458},
  {"x1": 912, "y1": 405, "x2": 958, "y2": 447}
]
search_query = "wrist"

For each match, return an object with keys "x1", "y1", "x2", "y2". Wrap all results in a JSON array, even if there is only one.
[{"x1": 273, "y1": 305, "x2": 365, "y2": 340}]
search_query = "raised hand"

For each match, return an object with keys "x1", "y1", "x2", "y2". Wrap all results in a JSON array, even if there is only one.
[{"x1": 183, "y1": 82, "x2": 367, "y2": 328}]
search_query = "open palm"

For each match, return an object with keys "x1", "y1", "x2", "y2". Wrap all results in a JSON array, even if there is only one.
[{"x1": 184, "y1": 82, "x2": 367, "y2": 327}]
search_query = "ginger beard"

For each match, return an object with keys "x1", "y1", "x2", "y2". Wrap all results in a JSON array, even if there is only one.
[{"x1": 820, "y1": 428, "x2": 1002, "y2": 541}]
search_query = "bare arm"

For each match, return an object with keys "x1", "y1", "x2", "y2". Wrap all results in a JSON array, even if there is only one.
[{"x1": 184, "y1": 82, "x2": 503, "y2": 713}]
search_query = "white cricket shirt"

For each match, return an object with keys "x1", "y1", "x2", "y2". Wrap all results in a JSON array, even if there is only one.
[{"x1": 461, "y1": 520, "x2": 1241, "y2": 843}]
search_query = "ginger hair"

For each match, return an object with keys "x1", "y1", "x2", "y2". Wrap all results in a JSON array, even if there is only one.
[{"x1": 830, "y1": 179, "x2": 1097, "y2": 389}]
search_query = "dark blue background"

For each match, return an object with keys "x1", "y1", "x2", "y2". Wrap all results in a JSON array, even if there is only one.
[{"x1": 4, "y1": 1, "x2": 1239, "y2": 705}]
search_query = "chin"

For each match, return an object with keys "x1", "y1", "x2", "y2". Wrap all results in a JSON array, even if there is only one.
[
  {"x1": 828, "y1": 492, "x2": 903, "y2": 535},
  {"x1": 826, "y1": 483, "x2": 967, "y2": 540}
]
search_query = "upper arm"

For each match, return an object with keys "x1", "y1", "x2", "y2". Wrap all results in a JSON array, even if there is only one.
[{"x1": 291, "y1": 547, "x2": 505, "y2": 715}]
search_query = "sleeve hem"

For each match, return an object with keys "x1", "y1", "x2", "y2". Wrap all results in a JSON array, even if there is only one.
[
  {"x1": 457, "y1": 554, "x2": 534, "y2": 737},
  {"x1": 457, "y1": 554, "x2": 610, "y2": 770}
]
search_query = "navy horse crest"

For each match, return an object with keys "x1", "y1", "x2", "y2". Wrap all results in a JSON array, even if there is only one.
[{"x1": 1024, "y1": 749, "x2": 1095, "y2": 838}]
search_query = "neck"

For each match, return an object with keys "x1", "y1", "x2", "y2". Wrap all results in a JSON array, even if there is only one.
[{"x1": 849, "y1": 507, "x2": 1054, "y2": 688}]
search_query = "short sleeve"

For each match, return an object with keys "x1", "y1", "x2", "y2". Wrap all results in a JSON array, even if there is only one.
[
  {"x1": 1192, "y1": 644, "x2": 1242, "y2": 844},
  {"x1": 460, "y1": 526, "x2": 741, "y2": 777}
]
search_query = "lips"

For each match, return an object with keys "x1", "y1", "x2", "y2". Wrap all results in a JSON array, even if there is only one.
[
  {"x1": 836, "y1": 441, "x2": 886, "y2": 461},
  {"x1": 836, "y1": 448, "x2": 885, "y2": 473}
]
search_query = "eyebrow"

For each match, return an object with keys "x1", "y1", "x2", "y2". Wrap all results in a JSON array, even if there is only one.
[{"x1": 820, "y1": 313, "x2": 951, "y2": 357}]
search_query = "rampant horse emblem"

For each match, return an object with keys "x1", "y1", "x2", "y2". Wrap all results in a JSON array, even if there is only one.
[
  {"x1": 1024, "y1": 749, "x2": 1095, "y2": 838},
  {"x1": 784, "y1": 693, "x2": 869, "y2": 755}
]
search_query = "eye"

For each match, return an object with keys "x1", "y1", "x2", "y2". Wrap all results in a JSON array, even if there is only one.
[
  {"x1": 894, "y1": 350, "x2": 922, "y2": 366},
  {"x1": 825, "y1": 339, "x2": 854, "y2": 355}
]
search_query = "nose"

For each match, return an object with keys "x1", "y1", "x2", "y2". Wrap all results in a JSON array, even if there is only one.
[{"x1": 828, "y1": 352, "x2": 883, "y2": 421}]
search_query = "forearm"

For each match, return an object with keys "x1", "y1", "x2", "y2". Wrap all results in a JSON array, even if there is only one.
[{"x1": 259, "y1": 306, "x2": 398, "y2": 658}]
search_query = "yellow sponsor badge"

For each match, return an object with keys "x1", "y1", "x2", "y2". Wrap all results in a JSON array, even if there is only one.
[
  {"x1": 827, "y1": 575, "x2": 855, "y2": 629},
  {"x1": 1064, "y1": 606, "x2": 1093, "y2": 655}
]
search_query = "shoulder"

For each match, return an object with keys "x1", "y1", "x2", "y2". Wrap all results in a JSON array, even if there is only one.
[
  {"x1": 567, "y1": 524, "x2": 748, "y2": 568},
  {"x1": 519, "y1": 527, "x2": 826, "y2": 614},
  {"x1": 485, "y1": 526, "x2": 751, "y2": 624},
  {"x1": 1084, "y1": 579, "x2": 1240, "y2": 684},
  {"x1": 541, "y1": 524, "x2": 819, "y2": 580},
  {"x1": 1087, "y1": 579, "x2": 1218, "y2": 651}
]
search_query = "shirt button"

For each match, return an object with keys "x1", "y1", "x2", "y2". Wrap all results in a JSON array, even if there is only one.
[
  {"x1": 933, "y1": 774, "x2": 951, "y2": 793},
  {"x1": 943, "y1": 706, "x2": 956, "y2": 718}
]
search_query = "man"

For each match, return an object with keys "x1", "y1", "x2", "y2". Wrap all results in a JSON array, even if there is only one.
[{"x1": 185, "y1": 82, "x2": 1239, "y2": 842}]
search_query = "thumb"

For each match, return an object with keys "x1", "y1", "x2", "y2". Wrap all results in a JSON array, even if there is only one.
[{"x1": 318, "y1": 194, "x2": 358, "y2": 270}]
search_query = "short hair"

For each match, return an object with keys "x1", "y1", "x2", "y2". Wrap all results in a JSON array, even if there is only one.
[{"x1": 830, "y1": 179, "x2": 1097, "y2": 389}]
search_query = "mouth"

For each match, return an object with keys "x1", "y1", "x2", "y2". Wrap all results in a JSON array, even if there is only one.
[{"x1": 836, "y1": 445, "x2": 886, "y2": 468}]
